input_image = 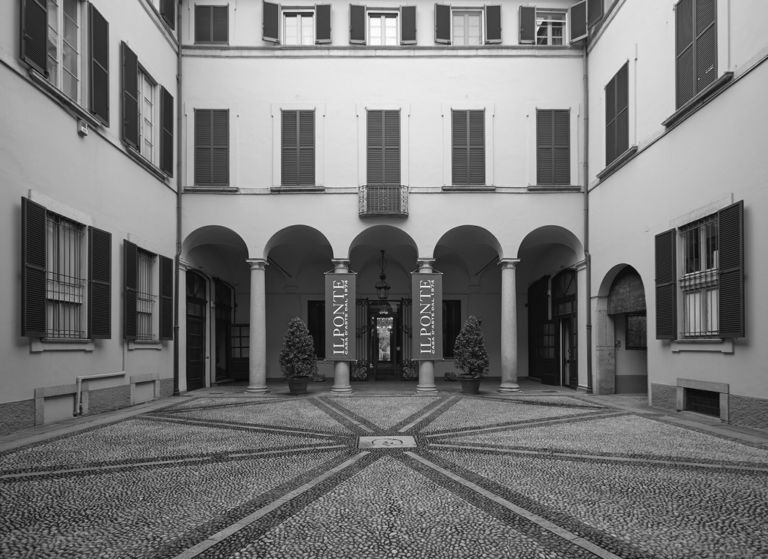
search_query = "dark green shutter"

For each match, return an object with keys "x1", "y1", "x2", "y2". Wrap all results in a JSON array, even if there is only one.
[
  {"x1": 281, "y1": 110, "x2": 297, "y2": 185},
  {"x1": 655, "y1": 229, "x2": 677, "y2": 340},
  {"x1": 21, "y1": 0, "x2": 48, "y2": 75},
  {"x1": 21, "y1": 197, "x2": 47, "y2": 338},
  {"x1": 195, "y1": 5, "x2": 211, "y2": 42},
  {"x1": 298, "y1": 111, "x2": 315, "y2": 185},
  {"x1": 124, "y1": 240, "x2": 137, "y2": 341},
  {"x1": 452, "y1": 110, "x2": 484, "y2": 186},
  {"x1": 485, "y1": 5, "x2": 501, "y2": 44},
  {"x1": 605, "y1": 73, "x2": 617, "y2": 164},
  {"x1": 160, "y1": 87, "x2": 174, "y2": 176},
  {"x1": 159, "y1": 255, "x2": 174, "y2": 340},
  {"x1": 263, "y1": 1, "x2": 279, "y2": 43},
  {"x1": 694, "y1": 0, "x2": 717, "y2": 94},
  {"x1": 718, "y1": 201, "x2": 744, "y2": 338},
  {"x1": 570, "y1": 0, "x2": 587, "y2": 42},
  {"x1": 89, "y1": 5, "x2": 109, "y2": 125},
  {"x1": 212, "y1": 6, "x2": 229, "y2": 42},
  {"x1": 605, "y1": 63, "x2": 629, "y2": 166},
  {"x1": 282, "y1": 110, "x2": 315, "y2": 186},
  {"x1": 350, "y1": 4, "x2": 366, "y2": 44},
  {"x1": 121, "y1": 42, "x2": 139, "y2": 149},
  {"x1": 519, "y1": 6, "x2": 535, "y2": 44},
  {"x1": 435, "y1": 4, "x2": 451, "y2": 44},
  {"x1": 367, "y1": 110, "x2": 400, "y2": 185},
  {"x1": 401, "y1": 5, "x2": 416, "y2": 44},
  {"x1": 537, "y1": 110, "x2": 570, "y2": 185},
  {"x1": 675, "y1": 0, "x2": 694, "y2": 107},
  {"x1": 587, "y1": 0, "x2": 604, "y2": 27},
  {"x1": 88, "y1": 227, "x2": 112, "y2": 339},
  {"x1": 316, "y1": 4, "x2": 331, "y2": 44},
  {"x1": 194, "y1": 109, "x2": 229, "y2": 186},
  {"x1": 160, "y1": 0, "x2": 176, "y2": 30}
]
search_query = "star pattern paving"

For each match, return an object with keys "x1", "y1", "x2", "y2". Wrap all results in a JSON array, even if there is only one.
[{"x1": 1, "y1": 392, "x2": 767, "y2": 558}]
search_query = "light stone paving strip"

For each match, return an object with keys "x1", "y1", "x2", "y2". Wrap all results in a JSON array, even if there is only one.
[
  {"x1": 326, "y1": 395, "x2": 441, "y2": 430},
  {"x1": 144, "y1": 414, "x2": 342, "y2": 439},
  {"x1": 170, "y1": 452, "x2": 371, "y2": 559},
  {"x1": 311, "y1": 397, "x2": 376, "y2": 433},
  {"x1": 397, "y1": 395, "x2": 461, "y2": 432},
  {"x1": 405, "y1": 452, "x2": 624, "y2": 559}
]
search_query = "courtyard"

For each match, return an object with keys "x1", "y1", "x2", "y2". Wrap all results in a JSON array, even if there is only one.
[{"x1": 1, "y1": 384, "x2": 767, "y2": 558}]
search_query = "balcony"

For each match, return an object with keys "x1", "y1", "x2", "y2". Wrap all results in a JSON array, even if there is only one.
[{"x1": 359, "y1": 184, "x2": 408, "y2": 217}]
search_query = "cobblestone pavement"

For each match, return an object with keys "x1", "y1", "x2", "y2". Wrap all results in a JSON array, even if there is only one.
[{"x1": 1, "y1": 389, "x2": 768, "y2": 558}]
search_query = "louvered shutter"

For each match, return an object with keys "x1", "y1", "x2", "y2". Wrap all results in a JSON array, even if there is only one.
[
  {"x1": 536, "y1": 110, "x2": 552, "y2": 184},
  {"x1": 21, "y1": 197, "x2": 47, "y2": 338},
  {"x1": 121, "y1": 42, "x2": 139, "y2": 149},
  {"x1": 675, "y1": 0, "x2": 694, "y2": 107},
  {"x1": 569, "y1": 0, "x2": 587, "y2": 43},
  {"x1": 694, "y1": 0, "x2": 717, "y2": 94},
  {"x1": 485, "y1": 5, "x2": 501, "y2": 44},
  {"x1": 195, "y1": 5, "x2": 211, "y2": 43},
  {"x1": 553, "y1": 110, "x2": 570, "y2": 184},
  {"x1": 367, "y1": 110, "x2": 384, "y2": 185},
  {"x1": 384, "y1": 111, "x2": 401, "y2": 184},
  {"x1": 519, "y1": 6, "x2": 535, "y2": 44},
  {"x1": 211, "y1": 110, "x2": 229, "y2": 185},
  {"x1": 263, "y1": 1, "x2": 279, "y2": 43},
  {"x1": 159, "y1": 255, "x2": 174, "y2": 340},
  {"x1": 605, "y1": 73, "x2": 617, "y2": 165},
  {"x1": 160, "y1": 87, "x2": 174, "y2": 176},
  {"x1": 316, "y1": 4, "x2": 331, "y2": 44},
  {"x1": 718, "y1": 201, "x2": 744, "y2": 338},
  {"x1": 89, "y1": 5, "x2": 109, "y2": 125},
  {"x1": 160, "y1": 0, "x2": 176, "y2": 30},
  {"x1": 587, "y1": 0, "x2": 603, "y2": 28},
  {"x1": 401, "y1": 5, "x2": 416, "y2": 45},
  {"x1": 194, "y1": 109, "x2": 211, "y2": 185},
  {"x1": 88, "y1": 227, "x2": 112, "y2": 339},
  {"x1": 655, "y1": 229, "x2": 677, "y2": 340},
  {"x1": 435, "y1": 4, "x2": 451, "y2": 44},
  {"x1": 281, "y1": 110, "x2": 297, "y2": 185},
  {"x1": 350, "y1": 4, "x2": 366, "y2": 44},
  {"x1": 298, "y1": 111, "x2": 315, "y2": 185},
  {"x1": 615, "y1": 63, "x2": 629, "y2": 159},
  {"x1": 537, "y1": 110, "x2": 569, "y2": 185},
  {"x1": 123, "y1": 240, "x2": 138, "y2": 341},
  {"x1": 212, "y1": 6, "x2": 229, "y2": 42},
  {"x1": 21, "y1": 0, "x2": 48, "y2": 75},
  {"x1": 452, "y1": 110, "x2": 467, "y2": 184},
  {"x1": 452, "y1": 110, "x2": 485, "y2": 185},
  {"x1": 468, "y1": 110, "x2": 485, "y2": 184}
]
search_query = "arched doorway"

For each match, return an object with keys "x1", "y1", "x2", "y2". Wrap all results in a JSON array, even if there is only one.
[
  {"x1": 186, "y1": 270, "x2": 207, "y2": 391},
  {"x1": 607, "y1": 267, "x2": 647, "y2": 393}
]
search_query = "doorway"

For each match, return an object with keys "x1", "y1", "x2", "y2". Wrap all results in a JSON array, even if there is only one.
[
  {"x1": 214, "y1": 279, "x2": 233, "y2": 383},
  {"x1": 186, "y1": 271, "x2": 207, "y2": 391}
]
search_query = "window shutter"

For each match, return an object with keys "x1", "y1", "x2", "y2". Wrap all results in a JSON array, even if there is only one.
[
  {"x1": 282, "y1": 110, "x2": 315, "y2": 186},
  {"x1": 468, "y1": 110, "x2": 485, "y2": 184},
  {"x1": 159, "y1": 87, "x2": 174, "y2": 176},
  {"x1": 281, "y1": 110, "x2": 297, "y2": 185},
  {"x1": 89, "y1": 5, "x2": 109, "y2": 126},
  {"x1": 121, "y1": 42, "x2": 139, "y2": 150},
  {"x1": 401, "y1": 5, "x2": 417, "y2": 45},
  {"x1": 519, "y1": 6, "x2": 535, "y2": 44},
  {"x1": 194, "y1": 109, "x2": 211, "y2": 185},
  {"x1": 718, "y1": 201, "x2": 744, "y2": 338},
  {"x1": 435, "y1": 4, "x2": 451, "y2": 44},
  {"x1": 384, "y1": 110, "x2": 401, "y2": 185},
  {"x1": 212, "y1": 110, "x2": 229, "y2": 185},
  {"x1": 615, "y1": 62, "x2": 629, "y2": 158},
  {"x1": 367, "y1": 110, "x2": 384, "y2": 185},
  {"x1": 159, "y1": 255, "x2": 174, "y2": 340},
  {"x1": 298, "y1": 110, "x2": 315, "y2": 185},
  {"x1": 350, "y1": 4, "x2": 366, "y2": 44},
  {"x1": 195, "y1": 5, "x2": 211, "y2": 43},
  {"x1": 316, "y1": 4, "x2": 331, "y2": 44},
  {"x1": 212, "y1": 6, "x2": 229, "y2": 42},
  {"x1": 21, "y1": 0, "x2": 48, "y2": 75},
  {"x1": 21, "y1": 197, "x2": 47, "y2": 338},
  {"x1": 88, "y1": 227, "x2": 112, "y2": 339},
  {"x1": 587, "y1": 0, "x2": 603, "y2": 28},
  {"x1": 124, "y1": 240, "x2": 137, "y2": 341},
  {"x1": 536, "y1": 110, "x2": 552, "y2": 184},
  {"x1": 537, "y1": 110, "x2": 569, "y2": 185},
  {"x1": 263, "y1": 1, "x2": 279, "y2": 43},
  {"x1": 485, "y1": 5, "x2": 501, "y2": 44},
  {"x1": 160, "y1": 0, "x2": 176, "y2": 30},
  {"x1": 569, "y1": 0, "x2": 587, "y2": 43},
  {"x1": 553, "y1": 110, "x2": 570, "y2": 184},
  {"x1": 675, "y1": 0, "x2": 694, "y2": 108},
  {"x1": 605, "y1": 74, "x2": 617, "y2": 165},
  {"x1": 452, "y1": 110, "x2": 484, "y2": 185},
  {"x1": 452, "y1": 110, "x2": 467, "y2": 184},
  {"x1": 655, "y1": 229, "x2": 677, "y2": 340},
  {"x1": 694, "y1": 0, "x2": 717, "y2": 94}
]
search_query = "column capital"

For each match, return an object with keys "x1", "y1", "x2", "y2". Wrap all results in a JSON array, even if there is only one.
[
  {"x1": 499, "y1": 258, "x2": 520, "y2": 269},
  {"x1": 331, "y1": 259, "x2": 350, "y2": 272},
  {"x1": 246, "y1": 258, "x2": 268, "y2": 271},
  {"x1": 417, "y1": 258, "x2": 435, "y2": 273}
]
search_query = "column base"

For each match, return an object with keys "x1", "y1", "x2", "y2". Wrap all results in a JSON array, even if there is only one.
[
  {"x1": 498, "y1": 382, "x2": 520, "y2": 393},
  {"x1": 331, "y1": 385, "x2": 352, "y2": 394},
  {"x1": 416, "y1": 384, "x2": 438, "y2": 393},
  {"x1": 245, "y1": 385, "x2": 270, "y2": 394}
]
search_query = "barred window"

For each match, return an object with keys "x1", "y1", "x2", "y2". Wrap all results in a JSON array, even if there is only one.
[
  {"x1": 46, "y1": 212, "x2": 85, "y2": 339},
  {"x1": 136, "y1": 249, "x2": 156, "y2": 341},
  {"x1": 680, "y1": 215, "x2": 718, "y2": 337}
]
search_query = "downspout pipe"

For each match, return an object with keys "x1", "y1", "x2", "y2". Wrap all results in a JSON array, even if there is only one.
[
  {"x1": 74, "y1": 371, "x2": 126, "y2": 416},
  {"x1": 173, "y1": 0, "x2": 183, "y2": 397},
  {"x1": 583, "y1": 39, "x2": 593, "y2": 393}
]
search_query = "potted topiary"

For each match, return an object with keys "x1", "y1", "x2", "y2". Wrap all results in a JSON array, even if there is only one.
[
  {"x1": 279, "y1": 317, "x2": 317, "y2": 394},
  {"x1": 453, "y1": 315, "x2": 489, "y2": 394}
]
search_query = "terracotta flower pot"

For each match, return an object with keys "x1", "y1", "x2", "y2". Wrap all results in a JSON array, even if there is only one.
[
  {"x1": 288, "y1": 377, "x2": 309, "y2": 394},
  {"x1": 460, "y1": 377, "x2": 481, "y2": 394}
]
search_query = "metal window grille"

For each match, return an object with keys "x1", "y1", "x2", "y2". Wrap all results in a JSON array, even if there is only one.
[
  {"x1": 136, "y1": 249, "x2": 156, "y2": 341},
  {"x1": 359, "y1": 184, "x2": 408, "y2": 216},
  {"x1": 684, "y1": 388, "x2": 720, "y2": 417},
  {"x1": 680, "y1": 215, "x2": 718, "y2": 337},
  {"x1": 46, "y1": 212, "x2": 85, "y2": 339},
  {"x1": 536, "y1": 10, "x2": 565, "y2": 46}
]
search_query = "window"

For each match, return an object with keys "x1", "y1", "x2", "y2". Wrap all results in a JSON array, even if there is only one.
[
  {"x1": 194, "y1": 109, "x2": 229, "y2": 186},
  {"x1": 675, "y1": 0, "x2": 717, "y2": 108},
  {"x1": 195, "y1": 5, "x2": 228, "y2": 43},
  {"x1": 139, "y1": 70, "x2": 156, "y2": 164},
  {"x1": 264, "y1": 3, "x2": 330, "y2": 44},
  {"x1": 451, "y1": 110, "x2": 485, "y2": 186},
  {"x1": 605, "y1": 63, "x2": 629, "y2": 166},
  {"x1": 281, "y1": 110, "x2": 315, "y2": 186},
  {"x1": 367, "y1": 110, "x2": 400, "y2": 185},
  {"x1": 149, "y1": 0, "x2": 176, "y2": 29},
  {"x1": 535, "y1": 10, "x2": 566, "y2": 45},
  {"x1": 442, "y1": 300, "x2": 461, "y2": 358},
  {"x1": 124, "y1": 240, "x2": 173, "y2": 342},
  {"x1": 536, "y1": 109, "x2": 570, "y2": 185},
  {"x1": 435, "y1": 4, "x2": 500, "y2": 45},
  {"x1": 350, "y1": 5, "x2": 416, "y2": 45},
  {"x1": 21, "y1": 197, "x2": 112, "y2": 340},
  {"x1": 231, "y1": 324, "x2": 250, "y2": 358},
  {"x1": 46, "y1": 0, "x2": 81, "y2": 102},
  {"x1": 655, "y1": 201, "x2": 744, "y2": 340},
  {"x1": 368, "y1": 12, "x2": 398, "y2": 46}
]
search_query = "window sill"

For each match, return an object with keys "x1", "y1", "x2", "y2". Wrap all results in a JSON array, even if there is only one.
[
  {"x1": 27, "y1": 68, "x2": 105, "y2": 129},
  {"x1": 671, "y1": 339, "x2": 733, "y2": 354},
  {"x1": 662, "y1": 72, "x2": 734, "y2": 129},
  {"x1": 596, "y1": 145, "x2": 638, "y2": 181},
  {"x1": 128, "y1": 340, "x2": 163, "y2": 350},
  {"x1": 270, "y1": 186, "x2": 326, "y2": 193},
  {"x1": 441, "y1": 185, "x2": 496, "y2": 192},
  {"x1": 124, "y1": 145, "x2": 171, "y2": 183},
  {"x1": 184, "y1": 185, "x2": 238, "y2": 193},
  {"x1": 30, "y1": 339, "x2": 95, "y2": 353},
  {"x1": 526, "y1": 185, "x2": 582, "y2": 192}
]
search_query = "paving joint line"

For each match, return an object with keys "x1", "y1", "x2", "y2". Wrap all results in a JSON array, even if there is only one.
[
  {"x1": 398, "y1": 395, "x2": 460, "y2": 433},
  {"x1": 310, "y1": 397, "x2": 375, "y2": 433},
  {"x1": 405, "y1": 451, "x2": 624, "y2": 559},
  {"x1": 143, "y1": 414, "x2": 341, "y2": 438}
]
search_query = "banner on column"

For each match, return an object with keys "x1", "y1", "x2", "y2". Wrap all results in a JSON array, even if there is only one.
[
  {"x1": 411, "y1": 272, "x2": 443, "y2": 360},
  {"x1": 324, "y1": 273, "x2": 356, "y2": 361}
]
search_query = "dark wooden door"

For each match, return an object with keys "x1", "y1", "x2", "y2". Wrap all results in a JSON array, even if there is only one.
[
  {"x1": 186, "y1": 272, "x2": 207, "y2": 391},
  {"x1": 528, "y1": 277, "x2": 558, "y2": 385}
]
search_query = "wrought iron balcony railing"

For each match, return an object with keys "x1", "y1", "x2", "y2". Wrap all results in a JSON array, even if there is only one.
[{"x1": 359, "y1": 184, "x2": 408, "y2": 216}]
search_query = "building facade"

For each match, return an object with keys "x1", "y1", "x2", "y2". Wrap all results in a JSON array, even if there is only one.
[{"x1": 1, "y1": 0, "x2": 766, "y2": 434}]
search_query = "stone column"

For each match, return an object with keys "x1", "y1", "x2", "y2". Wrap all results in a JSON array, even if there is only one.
[
  {"x1": 416, "y1": 259, "x2": 438, "y2": 393},
  {"x1": 331, "y1": 259, "x2": 353, "y2": 394},
  {"x1": 246, "y1": 259, "x2": 269, "y2": 393},
  {"x1": 498, "y1": 258, "x2": 521, "y2": 393}
]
